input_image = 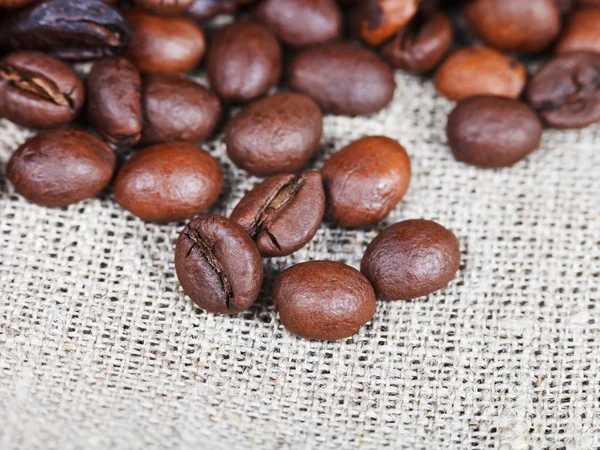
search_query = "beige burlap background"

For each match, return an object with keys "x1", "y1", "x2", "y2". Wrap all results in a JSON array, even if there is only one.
[{"x1": 1, "y1": 64, "x2": 599, "y2": 449}]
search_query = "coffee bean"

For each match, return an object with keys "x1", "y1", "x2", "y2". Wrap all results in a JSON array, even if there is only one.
[
  {"x1": 125, "y1": 9, "x2": 206, "y2": 75},
  {"x1": 0, "y1": 51, "x2": 84, "y2": 129},
  {"x1": 252, "y1": 0, "x2": 342, "y2": 49},
  {"x1": 0, "y1": 0, "x2": 131, "y2": 61},
  {"x1": 7, "y1": 129, "x2": 115, "y2": 207},
  {"x1": 361, "y1": 219, "x2": 460, "y2": 300},
  {"x1": 447, "y1": 96, "x2": 543, "y2": 168},
  {"x1": 175, "y1": 215, "x2": 263, "y2": 314},
  {"x1": 288, "y1": 42, "x2": 396, "y2": 116},
  {"x1": 230, "y1": 171, "x2": 325, "y2": 257},
  {"x1": 87, "y1": 57, "x2": 143, "y2": 147},
  {"x1": 435, "y1": 47, "x2": 527, "y2": 101},
  {"x1": 206, "y1": 20, "x2": 282, "y2": 104},
  {"x1": 556, "y1": 8, "x2": 600, "y2": 55},
  {"x1": 272, "y1": 261, "x2": 376, "y2": 340},
  {"x1": 187, "y1": 0, "x2": 238, "y2": 21},
  {"x1": 464, "y1": 0, "x2": 560, "y2": 54},
  {"x1": 0, "y1": 0, "x2": 35, "y2": 8},
  {"x1": 382, "y1": 10, "x2": 453, "y2": 73},
  {"x1": 132, "y1": 0, "x2": 194, "y2": 15},
  {"x1": 226, "y1": 93, "x2": 322, "y2": 176},
  {"x1": 321, "y1": 136, "x2": 411, "y2": 228},
  {"x1": 141, "y1": 75, "x2": 221, "y2": 145},
  {"x1": 527, "y1": 52, "x2": 600, "y2": 129},
  {"x1": 114, "y1": 142, "x2": 223, "y2": 222},
  {"x1": 351, "y1": 0, "x2": 418, "y2": 47}
]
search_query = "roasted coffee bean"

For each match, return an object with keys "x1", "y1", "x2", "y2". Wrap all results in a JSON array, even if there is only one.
[
  {"x1": 206, "y1": 20, "x2": 282, "y2": 104},
  {"x1": 175, "y1": 215, "x2": 263, "y2": 314},
  {"x1": 382, "y1": 10, "x2": 453, "y2": 73},
  {"x1": 447, "y1": 96, "x2": 543, "y2": 168},
  {"x1": 361, "y1": 219, "x2": 460, "y2": 300},
  {"x1": 288, "y1": 42, "x2": 395, "y2": 116},
  {"x1": 351, "y1": 0, "x2": 417, "y2": 47},
  {"x1": 527, "y1": 52, "x2": 600, "y2": 129},
  {"x1": 435, "y1": 47, "x2": 527, "y2": 101},
  {"x1": 0, "y1": 51, "x2": 84, "y2": 129},
  {"x1": 187, "y1": 0, "x2": 238, "y2": 21},
  {"x1": 556, "y1": 8, "x2": 600, "y2": 55},
  {"x1": 321, "y1": 136, "x2": 411, "y2": 228},
  {"x1": 464, "y1": 0, "x2": 561, "y2": 54},
  {"x1": 125, "y1": 9, "x2": 206, "y2": 75},
  {"x1": 7, "y1": 129, "x2": 115, "y2": 207},
  {"x1": 252, "y1": 0, "x2": 342, "y2": 49},
  {"x1": 230, "y1": 171, "x2": 325, "y2": 257},
  {"x1": 226, "y1": 93, "x2": 322, "y2": 176},
  {"x1": 0, "y1": 0, "x2": 131, "y2": 61},
  {"x1": 114, "y1": 142, "x2": 223, "y2": 222},
  {"x1": 132, "y1": 0, "x2": 194, "y2": 15},
  {"x1": 141, "y1": 75, "x2": 221, "y2": 145},
  {"x1": 0, "y1": 0, "x2": 35, "y2": 8},
  {"x1": 272, "y1": 261, "x2": 377, "y2": 340},
  {"x1": 87, "y1": 57, "x2": 143, "y2": 147}
]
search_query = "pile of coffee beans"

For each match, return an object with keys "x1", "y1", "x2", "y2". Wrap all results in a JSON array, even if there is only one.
[{"x1": 1, "y1": 0, "x2": 599, "y2": 340}]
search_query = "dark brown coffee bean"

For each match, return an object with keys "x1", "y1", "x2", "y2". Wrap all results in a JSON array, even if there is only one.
[
  {"x1": 87, "y1": 57, "x2": 143, "y2": 147},
  {"x1": 252, "y1": 0, "x2": 342, "y2": 49},
  {"x1": 132, "y1": 0, "x2": 194, "y2": 15},
  {"x1": 382, "y1": 10, "x2": 453, "y2": 73},
  {"x1": 288, "y1": 42, "x2": 395, "y2": 116},
  {"x1": 206, "y1": 20, "x2": 282, "y2": 104},
  {"x1": 321, "y1": 136, "x2": 411, "y2": 228},
  {"x1": 527, "y1": 52, "x2": 600, "y2": 129},
  {"x1": 114, "y1": 142, "x2": 223, "y2": 222},
  {"x1": 0, "y1": 51, "x2": 84, "y2": 129},
  {"x1": 351, "y1": 0, "x2": 417, "y2": 47},
  {"x1": 226, "y1": 93, "x2": 322, "y2": 176},
  {"x1": 435, "y1": 47, "x2": 527, "y2": 101},
  {"x1": 125, "y1": 9, "x2": 206, "y2": 75},
  {"x1": 464, "y1": 0, "x2": 561, "y2": 54},
  {"x1": 0, "y1": 0, "x2": 131, "y2": 61},
  {"x1": 0, "y1": 0, "x2": 35, "y2": 8},
  {"x1": 361, "y1": 219, "x2": 460, "y2": 300},
  {"x1": 141, "y1": 75, "x2": 221, "y2": 145},
  {"x1": 447, "y1": 96, "x2": 543, "y2": 168},
  {"x1": 273, "y1": 261, "x2": 376, "y2": 340},
  {"x1": 187, "y1": 0, "x2": 238, "y2": 21},
  {"x1": 7, "y1": 129, "x2": 115, "y2": 207},
  {"x1": 556, "y1": 8, "x2": 600, "y2": 55},
  {"x1": 175, "y1": 215, "x2": 263, "y2": 314},
  {"x1": 230, "y1": 171, "x2": 325, "y2": 257}
]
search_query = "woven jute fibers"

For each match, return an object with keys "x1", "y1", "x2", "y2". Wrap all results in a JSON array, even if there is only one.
[{"x1": 0, "y1": 70, "x2": 599, "y2": 450}]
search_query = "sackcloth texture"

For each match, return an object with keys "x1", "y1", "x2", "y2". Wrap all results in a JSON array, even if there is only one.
[{"x1": 1, "y1": 57, "x2": 600, "y2": 450}]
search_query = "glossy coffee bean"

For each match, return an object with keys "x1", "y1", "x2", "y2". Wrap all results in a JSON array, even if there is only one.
[
  {"x1": 226, "y1": 93, "x2": 322, "y2": 176},
  {"x1": 141, "y1": 75, "x2": 221, "y2": 145},
  {"x1": 526, "y1": 52, "x2": 600, "y2": 129},
  {"x1": 132, "y1": 0, "x2": 194, "y2": 15},
  {"x1": 464, "y1": 0, "x2": 561, "y2": 54},
  {"x1": 321, "y1": 136, "x2": 411, "y2": 228},
  {"x1": 351, "y1": 0, "x2": 418, "y2": 47},
  {"x1": 0, "y1": 52, "x2": 84, "y2": 129},
  {"x1": 0, "y1": 0, "x2": 131, "y2": 61},
  {"x1": 87, "y1": 57, "x2": 143, "y2": 147},
  {"x1": 175, "y1": 215, "x2": 263, "y2": 314},
  {"x1": 125, "y1": 9, "x2": 206, "y2": 75},
  {"x1": 206, "y1": 21, "x2": 282, "y2": 104},
  {"x1": 288, "y1": 42, "x2": 395, "y2": 116},
  {"x1": 447, "y1": 96, "x2": 543, "y2": 168},
  {"x1": 114, "y1": 142, "x2": 223, "y2": 223},
  {"x1": 187, "y1": 0, "x2": 237, "y2": 21},
  {"x1": 382, "y1": 10, "x2": 453, "y2": 73},
  {"x1": 361, "y1": 219, "x2": 460, "y2": 300},
  {"x1": 0, "y1": 0, "x2": 35, "y2": 8},
  {"x1": 556, "y1": 8, "x2": 600, "y2": 55},
  {"x1": 7, "y1": 129, "x2": 115, "y2": 207},
  {"x1": 273, "y1": 261, "x2": 376, "y2": 340},
  {"x1": 252, "y1": 0, "x2": 342, "y2": 49},
  {"x1": 230, "y1": 171, "x2": 325, "y2": 257},
  {"x1": 435, "y1": 47, "x2": 526, "y2": 101}
]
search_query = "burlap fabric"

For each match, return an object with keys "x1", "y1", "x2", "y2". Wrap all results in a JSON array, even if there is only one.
[{"x1": 1, "y1": 65, "x2": 599, "y2": 449}]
